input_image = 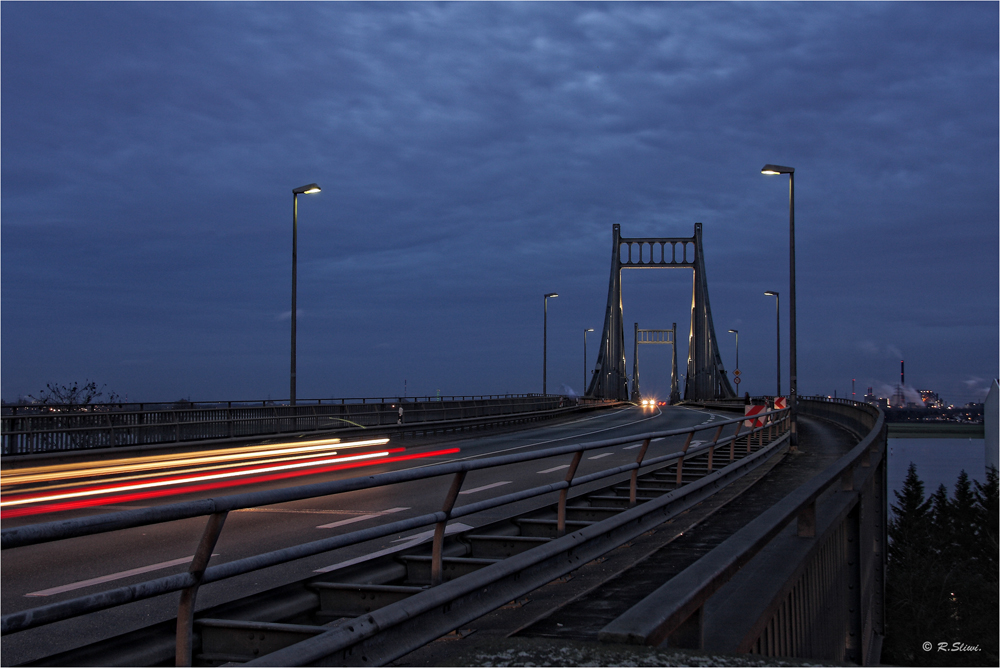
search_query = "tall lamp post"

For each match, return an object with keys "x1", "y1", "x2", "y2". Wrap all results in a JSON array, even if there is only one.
[
  {"x1": 728, "y1": 328, "x2": 741, "y2": 399},
  {"x1": 583, "y1": 328, "x2": 594, "y2": 391},
  {"x1": 543, "y1": 293, "x2": 558, "y2": 395},
  {"x1": 764, "y1": 291, "x2": 780, "y2": 396},
  {"x1": 762, "y1": 164, "x2": 796, "y2": 448},
  {"x1": 727, "y1": 329, "x2": 739, "y2": 370},
  {"x1": 290, "y1": 183, "x2": 321, "y2": 406}
]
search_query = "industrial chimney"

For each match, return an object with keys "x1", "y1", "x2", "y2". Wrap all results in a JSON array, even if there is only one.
[{"x1": 901, "y1": 360, "x2": 905, "y2": 387}]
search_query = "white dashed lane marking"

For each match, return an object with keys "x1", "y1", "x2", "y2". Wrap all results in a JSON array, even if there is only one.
[
  {"x1": 537, "y1": 465, "x2": 571, "y2": 474},
  {"x1": 459, "y1": 481, "x2": 512, "y2": 495},
  {"x1": 588, "y1": 453, "x2": 614, "y2": 460},
  {"x1": 26, "y1": 554, "x2": 218, "y2": 597},
  {"x1": 316, "y1": 507, "x2": 410, "y2": 529},
  {"x1": 313, "y1": 523, "x2": 474, "y2": 574}
]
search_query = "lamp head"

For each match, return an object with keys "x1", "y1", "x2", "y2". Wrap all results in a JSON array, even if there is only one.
[
  {"x1": 293, "y1": 183, "x2": 322, "y2": 195},
  {"x1": 545, "y1": 293, "x2": 559, "y2": 299},
  {"x1": 585, "y1": 328, "x2": 594, "y2": 333},
  {"x1": 764, "y1": 291, "x2": 778, "y2": 296},
  {"x1": 761, "y1": 164, "x2": 794, "y2": 175},
  {"x1": 728, "y1": 329, "x2": 738, "y2": 334}
]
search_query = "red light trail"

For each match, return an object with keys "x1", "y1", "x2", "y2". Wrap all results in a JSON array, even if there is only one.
[{"x1": 1, "y1": 446, "x2": 460, "y2": 519}]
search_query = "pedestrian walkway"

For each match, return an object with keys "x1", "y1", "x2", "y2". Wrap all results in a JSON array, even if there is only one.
[{"x1": 394, "y1": 415, "x2": 859, "y2": 666}]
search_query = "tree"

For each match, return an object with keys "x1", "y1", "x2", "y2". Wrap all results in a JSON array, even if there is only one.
[
  {"x1": 883, "y1": 465, "x2": 999, "y2": 666},
  {"x1": 28, "y1": 380, "x2": 122, "y2": 406},
  {"x1": 22, "y1": 381, "x2": 125, "y2": 451},
  {"x1": 885, "y1": 463, "x2": 946, "y2": 665}
]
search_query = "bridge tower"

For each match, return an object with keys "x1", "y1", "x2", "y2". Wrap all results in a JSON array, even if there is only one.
[{"x1": 586, "y1": 223, "x2": 736, "y2": 402}]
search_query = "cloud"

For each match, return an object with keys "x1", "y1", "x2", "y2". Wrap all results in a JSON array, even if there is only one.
[
  {"x1": 857, "y1": 341, "x2": 904, "y2": 360},
  {"x1": 1, "y1": 2, "x2": 996, "y2": 401}
]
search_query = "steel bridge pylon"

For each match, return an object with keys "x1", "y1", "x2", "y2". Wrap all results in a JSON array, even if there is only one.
[
  {"x1": 632, "y1": 322, "x2": 680, "y2": 405},
  {"x1": 585, "y1": 223, "x2": 736, "y2": 402}
]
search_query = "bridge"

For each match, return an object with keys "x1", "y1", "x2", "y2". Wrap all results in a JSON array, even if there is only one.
[{"x1": 0, "y1": 225, "x2": 887, "y2": 666}]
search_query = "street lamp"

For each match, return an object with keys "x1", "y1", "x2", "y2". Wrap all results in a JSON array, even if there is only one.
[
  {"x1": 543, "y1": 293, "x2": 558, "y2": 395},
  {"x1": 583, "y1": 328, "x2": 594, "y2": 391},
  {"x1": 762, "y1": 163, "x2": 796, "y2": 448},
  {"x1": 764, "y1": 291, "x2": 780, "y2": 396},
  {"x1": 290, "y1": 183, "x2": 321, "y2": 406},
  {"x1": 727, "y1": 329, "x2": 739, "y2": 370}
]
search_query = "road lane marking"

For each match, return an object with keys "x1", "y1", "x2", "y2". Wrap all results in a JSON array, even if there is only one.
[
  {"x1": 402, "y1": 409, "x2": 664, "y2": 470},
  {"x1": 588, "y1": 453, "x2": 614, "y2": 460},
  {"x1": 459, "y1": 481, "x2": 512, "y2": 495},
  {"x1": 316, "y1": 507, "x2": 410, "y2": 529},
  {"x1": 237, "y1": 508, "x2": 371, "y2": 515},
  {"x1": 313, "y1": 523, "x2": 473, "y2": 574},
  {"x1": 26, "y1": 554, "x2": 218, "y2": 597},
  {"x1": 624, "y1": 436, "x2": 672, "y2": 450},
  {"x1": 537, "y1": 465, "x2": 570, "y2": 474}
]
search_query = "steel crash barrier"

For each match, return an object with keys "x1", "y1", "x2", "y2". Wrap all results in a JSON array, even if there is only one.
[
  {"x1": 2, "y1": 407, "x2": 791, "y2": 666},
  {"x1": 599, "y1": 398, "x2": 887, "y2": 665},
  {"x1": 1, "y1": 394, "x2": 586, "y2": 456}
]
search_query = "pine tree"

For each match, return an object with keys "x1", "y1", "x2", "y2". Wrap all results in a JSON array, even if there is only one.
[
  {"x1": 888, "y1": 463, "x2": 932, "y2": 565},
  {"x1": 966, "y1": 467, "x2": 999, "y2": 665},
  {"x1": 885, "y1": 463, "x2": 941, "y2": 665},
  {"x1": 884, "y1": 465, "x2": 1000, "y2": 666}
]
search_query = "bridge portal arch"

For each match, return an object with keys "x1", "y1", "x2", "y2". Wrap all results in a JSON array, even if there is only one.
[
  {"x1": 631, "y1": 322, "x2": 681, "y2": 405},
  {"x1": 586, "y1": 223, "x2": 736, "y2": 402}
]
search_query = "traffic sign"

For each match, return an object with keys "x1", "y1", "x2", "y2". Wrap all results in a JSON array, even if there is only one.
[
  {"x1": 733, "y1": 369, "x2": 741, "y2": 376},
  {"x1": 734, "y1": 376, "x2": 741, "y2": 385}
]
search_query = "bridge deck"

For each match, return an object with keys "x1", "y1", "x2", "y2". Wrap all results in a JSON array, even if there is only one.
[{"x1": 393, "y1": 415, "x2": 858, "y2": 666}]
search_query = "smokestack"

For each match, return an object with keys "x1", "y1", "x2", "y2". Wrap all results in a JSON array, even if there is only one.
[{"x1": 901, "y1": 360, "x2": 905, "y2": 387}]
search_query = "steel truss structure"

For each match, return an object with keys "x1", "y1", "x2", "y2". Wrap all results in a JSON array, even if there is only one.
[
  {"x1": 631, "y1": 323, "x2": 680, "y2": 405},
  {"x1": 586, "y1": 223, "x2": 736, "y2": 401}
]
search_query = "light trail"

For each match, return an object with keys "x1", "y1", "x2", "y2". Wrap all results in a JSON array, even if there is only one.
[
  {"x1": 1, "y1": 437, "x2": 390, "y2": 486},
  {"x1": 1, "y1": 448, "x2": 461, "y2": 519},
  {"x1": 1, "y1": 449, "x2": 403, "y2": 509},
  {"x1": 6, "y1": 447, "x2": 392, "y2": 495}
]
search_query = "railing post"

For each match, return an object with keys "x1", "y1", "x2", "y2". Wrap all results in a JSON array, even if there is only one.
[
  {"x1": 676, "y1": 432, "x2": 694, "y2": 487},
  {"x1": 557, "y1": 451, "x2": 584, "y2": 535},
  {"x1": 730, "y1": 422, "x2": 741, "y2": 462},
  {"x1": 176, "y1": 511, "x2": 228, "y2": 666},
  {"x1": 707, "y1": 425, "x2": 723, "y2": 472},
  {"x1": 630, "y1": 439, "x2": 651, "y2": 505},
  {"x1": 431, "y1": 470, "x2": 467, "y2": 586}
]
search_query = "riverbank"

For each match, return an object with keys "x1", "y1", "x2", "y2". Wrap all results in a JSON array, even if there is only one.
[{"x1": 887, "y1": 422, "x2": 984, "y2": 438}]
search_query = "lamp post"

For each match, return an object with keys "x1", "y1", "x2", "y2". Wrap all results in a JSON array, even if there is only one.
[
  {"x1": 583, "y1": 328, "x2": 594, "y2": 391},
  {"x1": 290, "y1": 183, "x2": 321, "y2": 406},
  {"x1": 764, "y1": 291, "x2": 780, "y2": 396},
  {"x1": 727, "y1": 329, "x2": 739, "y2": 369},
  {"x1": 762, "y1": 164, "x2": 796, "y2": 448},
  {"x1": 543, "y1": 293, "x2": 558, "y2": 395},
  {"x1": 727, "y1": 329, "x2": 740, "y2": 398}
]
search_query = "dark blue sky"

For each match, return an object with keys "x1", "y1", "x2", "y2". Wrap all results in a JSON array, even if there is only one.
[{"x1": 2, "y1": 2, "x2": 997, "y2": 405}]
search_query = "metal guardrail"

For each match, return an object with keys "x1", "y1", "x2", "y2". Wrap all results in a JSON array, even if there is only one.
[
  {"x1": 1, "y1": 395, "x2": 578, "y2": 456},
  {"x1": 1, "y1": 407, "x2": 790, "y2": 666},
  {"x1": 598, "y1": 398, "x2": 886, "y2": 665}
]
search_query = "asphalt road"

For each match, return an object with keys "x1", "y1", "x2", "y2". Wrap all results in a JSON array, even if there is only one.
[{"x1": 1, "y1": 403, "x2": 724, "y2": 665}]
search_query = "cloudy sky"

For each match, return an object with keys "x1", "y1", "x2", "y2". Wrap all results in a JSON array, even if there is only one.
[{"x1": 2, "y1": 2, "x2": 997, "y2": 406}]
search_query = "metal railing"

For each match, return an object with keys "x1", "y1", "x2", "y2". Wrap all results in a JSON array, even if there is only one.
[
  {"x1": 2, "y1": 395, "x2": 578, "y2": 456},
  {"x1": 1, "y1": 407, "x2": 790, "y2": 666},
  {"x1": 598, "y1": 398, "x2": 886, "y2": 665}
]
